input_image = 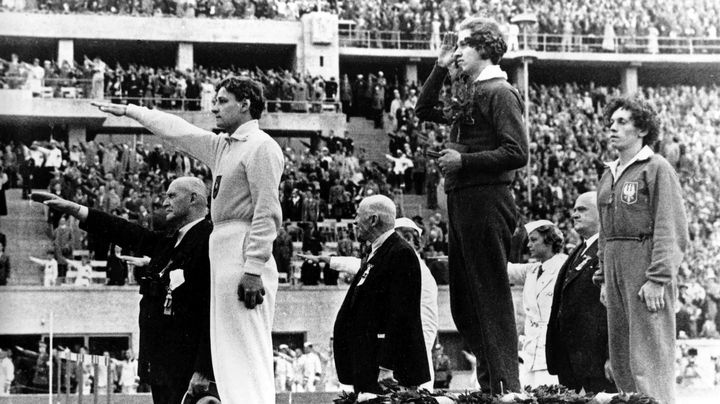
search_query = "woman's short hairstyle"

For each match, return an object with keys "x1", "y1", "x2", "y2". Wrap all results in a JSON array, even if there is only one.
[
  {"x1": 456, "y1": 17, "x2": 508, "y2": 64},
  {"x1": 215, "y1": 76, "x2": 266, "y2": 120},
  {"x1": 603, "y1": 97, "x2": 660, "y2": 147},
  {"x1": 533, "y1": 224, "x2": 564, "y2": 254}
]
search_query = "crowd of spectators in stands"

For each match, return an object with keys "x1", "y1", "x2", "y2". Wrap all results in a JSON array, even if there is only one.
[
  {"x1": 2, "y1": 62, "x2": 720, "y2": 339},
  {"x1": 3, "y1": 0, "x2": 719, "y2": 45},
  {"x1": 374, "y1": 78, "x2": 720, "y2": 340},
  {"x1": 0, "y1": 0, "x2": 333, "y2": 18},
  {"x1": 0, "y1": 55, "x2": 341, "y2": 112}
]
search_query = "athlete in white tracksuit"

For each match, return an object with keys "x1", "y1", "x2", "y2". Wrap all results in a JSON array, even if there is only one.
[{"x1": 95, "y1": 78, "x2": 284, "y2": 404}]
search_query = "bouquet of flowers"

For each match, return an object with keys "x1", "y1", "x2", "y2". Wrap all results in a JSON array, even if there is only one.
[
  {"x1": 335, "y1": 385, "x2": 659, "y2": 404},
  {"x1": 442, "y1": 72, "x2": 476, "y2": 127}
]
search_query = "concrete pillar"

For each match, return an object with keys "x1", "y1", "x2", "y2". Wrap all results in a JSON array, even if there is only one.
[
  {"x1": 67, "y1": 125, "x2": 87, "y2": 146},
  {"x1": 297, "y1": 12, "x2": 339, "y2": 81},
  {"x1": 621, "y1": 64, "x2": 639, "y2": 95},
  {"x1": 405, "y1": 63, "x2": 418, "y2": 87},
  {"x1": 57, "y1": 39, "x2": 74, "y2": 66},
  {"x1": 513, "y1": 62, "x2": 529, "y2": 87},
  {"x1": 176, "y1": 43, "x2": 194, "y2": 72}
]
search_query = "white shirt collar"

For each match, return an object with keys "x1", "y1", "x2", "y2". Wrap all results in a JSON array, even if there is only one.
[
  {"x1": 175, "y1": 218, "x2": 204, "y2": 247},
  {"x1": 582, "y1": 233, "x2": 599, "y2": 254},
  {"x1": 227, "y1": 120, "x2": 259, "y2": 142},
  {"x1": 474, "y1": 65, "x2": 508, "y2": 82},
  {"x1": 369, "y1": 229, "x2": 395, "y2": 260},
  {"x1": 605, "y1": 145, "x2": 654, "y2": 182}
]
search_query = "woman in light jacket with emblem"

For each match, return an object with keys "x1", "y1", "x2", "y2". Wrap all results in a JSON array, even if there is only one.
[{"x1": 508, "y1": 220, "x2": 568, "y2": 387}]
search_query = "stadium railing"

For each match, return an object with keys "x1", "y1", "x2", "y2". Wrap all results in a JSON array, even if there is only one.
[{"x1": 338, "y1": 29, "x2": 720, "y2": 54}]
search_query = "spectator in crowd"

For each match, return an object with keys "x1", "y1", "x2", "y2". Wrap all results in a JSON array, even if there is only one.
[
  {"x1": 508, "y1": 220, "x2": 567, "y2": 387},
  {"x1": 0, "y1": 241, "x2": 9, "y2": 286},
  {"x1": 0, "y1": 349, "x2": 13, "y2": 396},
  {"x1": 596, "y1": 97, "x2": 688, "y2": 404},
  {"x1": 0, "y1": 166, "x2": 7, "y2": 218},
  {"x1": 68, "y1": 254, "x2": 93, "y2": 286},
  {"x1": 118, "y1": 349, "x2": 139, "y2": 394},
  {"x1": 296, "y1": 342, "x2": 322, "y2": 392},
  {"x1": 432, "y1": 343, "x2": 452, "y2": 389},
  {"x1": 29, "y1": 251, "x2": 58, "y2": 287}
]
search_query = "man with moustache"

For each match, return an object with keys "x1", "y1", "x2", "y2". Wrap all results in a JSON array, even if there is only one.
[
  {"x1": 92, "y1": 76, "x2": 284, "y2": 404},
  {"x1": 415, "y1": 17, "x2": 527, "y2": 393},
  {"x1": 546, "y1": 192, "x2": 616, "y2": 394},
  {"x1": 34, "y1": 177, "x2": 213, "y2": 404}
]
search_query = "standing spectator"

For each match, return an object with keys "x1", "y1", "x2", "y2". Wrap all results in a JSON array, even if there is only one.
[
  {"x1": 596, "y1": 97, "x2": 688, "y2": 404},
  {"x1": 340, "y1": 74, "x2": 352, "y2": 120},
  {"x1": 69, "y1": 255, "x2": 93, "y2": 287},
  {"x1": 118, "y1": 349, "x2": 138, "y2": 394},
  {"x1": 186, "y1": 75, "x2": 202, "y2": 111},
  {"x1": 106, "y1": 244, "x2": 128, "y2": 286},
  {"x1": 274, "y1": 345, "x2": 294, "y2": 392},
  {"x1": 19, "y1": 157, "x2": 35, "y2": 199},
  {"x1": 0, "y1": 166, "x2": 7, "y2": 218},
  {"x1": 297, "y1": 343, "x2": 322, "y2": 392},
  {"x1": 425, "y1": 159, "x2": 440, "y2": 210},
  {"x1": 0, "y1": 242, "x2": 9, "y2": 286},
  {"x1": 0, "y1": 349, "x2": 13, "y2": 396},
  {"x1": 412, "y1": 148, "x2": 426, "y2": 195},
  {"x1": 85, "y1": 56, "x2": 106, "y2": 99},
  {"x1": 30, "y1": 251, "x2": 58, "y2": 287},
  {"x1": 432, "y1": 344, "x2": 452, "y2": 389},
  {"x1": 273, "y1": 225, "x2": 293, "y2": 279},
  {"x1": 415, "y1": 17, "x2": 527, "y2": 394}
]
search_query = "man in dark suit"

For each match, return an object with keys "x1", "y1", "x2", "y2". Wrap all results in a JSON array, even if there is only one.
[
  {"x1": 546, "y1": 192, "x2": 616, "y2": 394},
  {"x1": 334, "y1": 195, "x2": 429, "y2": 394},
  {"x1": 37, "y1": 177, "x2": 214, "y2": 404}
]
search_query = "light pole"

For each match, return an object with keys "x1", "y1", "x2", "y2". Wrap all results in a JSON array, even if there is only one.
[{"x1": 510, "y1": 12, "x2": 537, "y2": 204}]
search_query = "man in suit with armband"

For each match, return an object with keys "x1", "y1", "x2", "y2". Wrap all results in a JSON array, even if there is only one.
[
  {"x1": 546, "y1": 192, "x2": 616, "y2": 394},
  {"x1": 415, "y1": 17, "x2": 528, "y2": 393},
  {"x1": 33, "y1": 176, "x2": 214, "y2": 404}
]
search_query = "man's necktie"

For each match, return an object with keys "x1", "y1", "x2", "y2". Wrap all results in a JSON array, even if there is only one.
[{"x1": 537, "y1": 264, "x2": 544, "y2": 279}]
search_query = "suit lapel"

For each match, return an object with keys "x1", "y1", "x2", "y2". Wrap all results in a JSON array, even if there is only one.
[
  {"x1": 562, "y1": 241, "x2": 598, "y2": 291},
  {"x1": 349, "y1": 234, "x2": 398, "y2": 309},
  {"x1": 535, "y1": 261, "x2": 559, "y2": 299}
]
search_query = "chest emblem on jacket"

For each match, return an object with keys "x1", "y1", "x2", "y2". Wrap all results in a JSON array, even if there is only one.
[
  {"x1": 213, "y1": 176, "x2": 222, "y2": 199},
  {"x1": 621, "y1": 181, "x2": 638, "y2": 205}
]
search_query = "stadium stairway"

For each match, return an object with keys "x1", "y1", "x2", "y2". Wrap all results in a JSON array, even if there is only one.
[
  {"x1": 1, "y1": 188, "x2": 54, "y2": 285},
  {"x1": 344, "y1": 116, "x2": 389, "y2": 163}
]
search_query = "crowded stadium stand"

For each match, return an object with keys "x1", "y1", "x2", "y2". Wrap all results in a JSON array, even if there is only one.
[{"x1": 1, "y1": 5, "x2": 720, "y2": 400}]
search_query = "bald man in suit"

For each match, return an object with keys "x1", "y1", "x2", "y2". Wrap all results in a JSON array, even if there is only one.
[{"x1": 546, "y1": 192, "x2": 615, "y2": 394}]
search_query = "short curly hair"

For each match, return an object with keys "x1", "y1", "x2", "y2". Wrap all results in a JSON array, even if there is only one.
[
  {"x1": 215, "y1": 76, "x2": 266, "y2": 120},
  {"x1": 456, "y1": 17, "x2": 508, "y2": 64},
  {"x1": 533, "y1": 224, "x2": 564, "y2": 254},
  {"x1": 603, "y1": 97, "x2": 660, "y2": 147}
]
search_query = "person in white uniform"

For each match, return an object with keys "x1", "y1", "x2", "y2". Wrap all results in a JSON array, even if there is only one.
[
  {"x1": 507, "y1": 220, "x2": 568, "y2": 387},
  {"x1": 298, "y1": 216, "x2": 439, "y2": 390},
  {"x1": 92, "y1": 77, "x2": 284, "y2": 404}
]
